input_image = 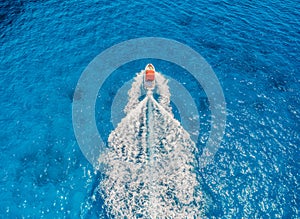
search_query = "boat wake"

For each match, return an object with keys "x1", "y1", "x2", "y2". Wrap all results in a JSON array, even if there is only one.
[{"x1": 98, "y1": 68, "x2": 205, "y2": 218}]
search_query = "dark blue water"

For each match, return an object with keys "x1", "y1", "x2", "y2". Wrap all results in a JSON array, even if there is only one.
[{"x1": 1, "y1": 0, "x2": 299, "y2": 218}]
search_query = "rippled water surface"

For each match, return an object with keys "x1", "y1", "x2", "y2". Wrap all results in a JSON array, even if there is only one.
[{"x1": 0, "y1": 0, "x2": 299, "y2": 218}]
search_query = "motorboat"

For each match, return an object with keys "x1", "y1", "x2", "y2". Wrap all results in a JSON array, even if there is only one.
[{"x1": 144, "y1": 63, "x2": 155, "y2": 90}]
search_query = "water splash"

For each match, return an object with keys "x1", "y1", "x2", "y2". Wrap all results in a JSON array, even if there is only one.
[{"x1": 98, "y1": 70, "x2": 205, "y2": 218}]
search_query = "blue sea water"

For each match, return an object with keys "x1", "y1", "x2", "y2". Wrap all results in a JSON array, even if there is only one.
[{"x1": 0, "y1": 0, "x2": 299, "y2": 218}]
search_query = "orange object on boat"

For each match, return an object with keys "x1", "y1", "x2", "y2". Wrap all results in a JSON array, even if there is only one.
[{"x1": 146, "y1": 69, "x2": 155, "y2": 81}]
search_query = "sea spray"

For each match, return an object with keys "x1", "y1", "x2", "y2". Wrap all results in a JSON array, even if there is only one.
[{"x1": 98, "y1": 70, "x2": 205, "y2": 218}]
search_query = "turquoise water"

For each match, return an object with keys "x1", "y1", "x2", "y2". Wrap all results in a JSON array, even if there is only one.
[{"x1": 0, "y1": 0, "x2": 299, "y2": 218}]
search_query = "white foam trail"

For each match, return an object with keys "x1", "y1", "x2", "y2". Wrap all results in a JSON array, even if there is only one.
[
  {"x1": 124, "y1": 72, "x2": 144, "y2": 115},
  {"x1": 155, "y1": 72, "x2": 172, "y2": 114},
  {"x1": 99, "y1": 72, "x2": 205, "y2": 218}
]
